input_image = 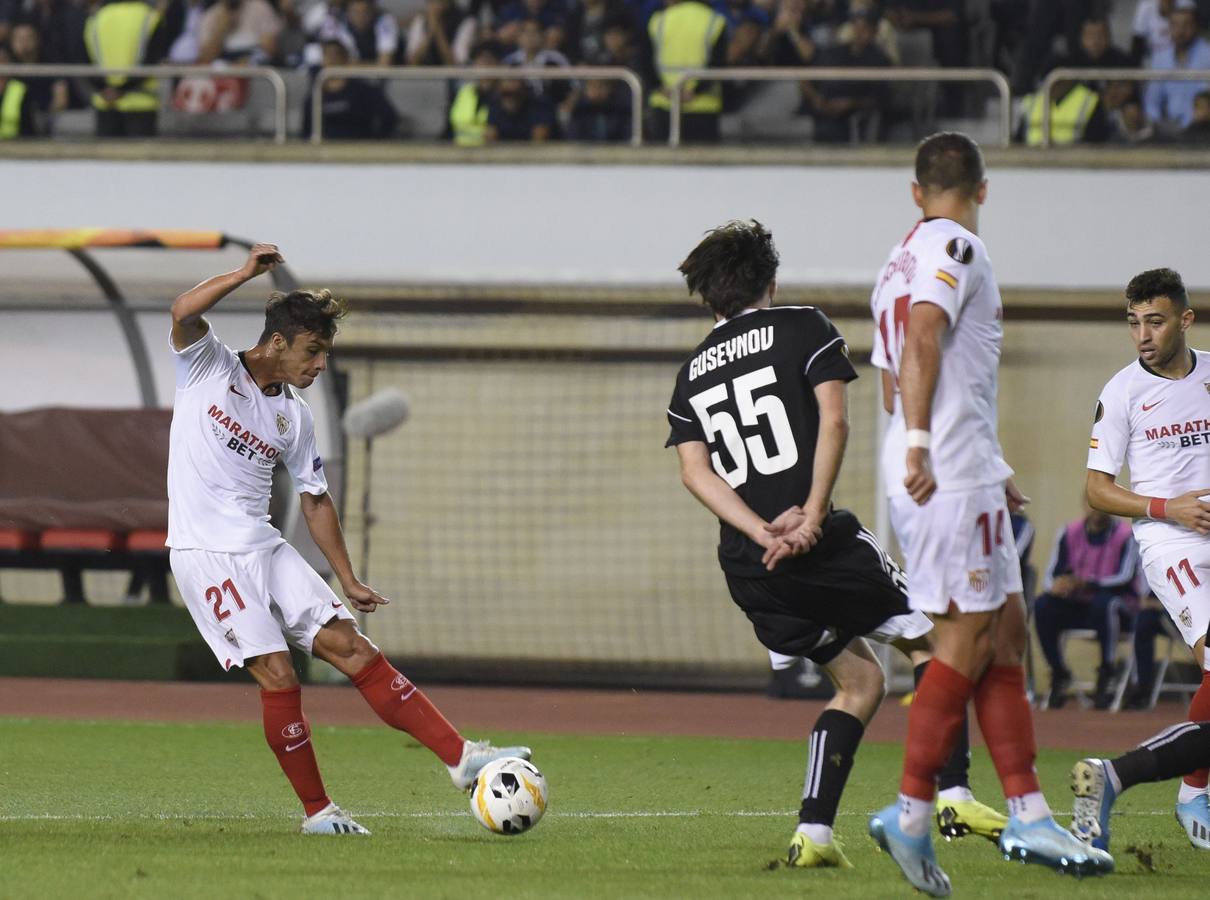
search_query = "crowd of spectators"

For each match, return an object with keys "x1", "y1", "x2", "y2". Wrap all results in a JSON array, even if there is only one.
[{"x1": 3, "y1": 0, "x2": 1210, "y2": 144}]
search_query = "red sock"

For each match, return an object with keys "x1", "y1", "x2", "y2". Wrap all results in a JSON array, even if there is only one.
[
  {"x1": 901, "y1": 659, "x2": 975, "y2": 800},
  {"x1": 1183, "y1": 671, "x2": 1210, "y2": 789},
  {"x1": 973, "y1": 665, "x2": 1040, "y2": 798},
  {"x1": 261, "y1": 687, "x2": 330, "y2": 817},
  {"x1": 352, "y1": 653, "x2": 465, "y2": 766}
]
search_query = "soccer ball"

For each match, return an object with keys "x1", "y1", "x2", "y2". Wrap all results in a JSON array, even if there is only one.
[{"x1": 470, "y1": 757, "x2": 548, "y2": 835}]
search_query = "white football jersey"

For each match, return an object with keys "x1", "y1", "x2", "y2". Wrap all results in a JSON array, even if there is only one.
[
  {"x1": 166, "y1": 327, "x2": 328, "y2": 552},
  {"x1": 870, "y1": 217, "x2": 1013, "y2": 495},
  {"x1": 1088, "y1": 348, "x2": 1210, "y2": 559}
]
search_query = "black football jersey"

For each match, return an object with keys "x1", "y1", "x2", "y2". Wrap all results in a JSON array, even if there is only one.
[{"x1": 665, "y1": 306, "x2": 858, "y2": 577}]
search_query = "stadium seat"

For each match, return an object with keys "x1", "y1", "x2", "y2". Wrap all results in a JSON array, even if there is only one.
[
  {"x1": 126, "y1": 529, "x2": 168, "y2": 553},
  {"x1": 39, "y1": 529, "x2": 125, "y2": 552},
  {"x1": 0, "y1": 529, "x2": 37, "y2": 551}
]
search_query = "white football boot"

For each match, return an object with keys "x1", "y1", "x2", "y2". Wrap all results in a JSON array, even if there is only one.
[
  {"x1": 448, "y1": 739, "x2": 533, "y2": 791},
  {"x1": 300, "y1": 802, "x2": 371, "y2": 835}
]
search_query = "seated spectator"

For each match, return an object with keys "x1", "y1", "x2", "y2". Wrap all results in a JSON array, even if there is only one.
[
  {"x1": 9, "y1": 21, "x2": 69, "y2": 117},
  {"x1": 1034, "y1": 503, "x2": 1139, "y2": 710},
  {"x1": 835, "y1": 0, "x2": 899, "y2": 64},
  {"x1": 798, "y1": 8, "x2": 890, "y2": 144},
  {"x1": 198, "y1": 0, "x2": 282, "y2": 64},
  {"x1": 486, "y1": 76, "x2": 556, "y2": 140},
  {"x1": 571, "y1": 0, "x2": 621, "y2": 63},
  {"x1": 1018, "y1": 74, "x2": 1111, "y2": 145},
  {"x1": 568, "y1": 75, "x2": 631, "y2": 140},
  {"x1": 167, "y1": 0, "x2": 209, "y2": 63},
  {"x1": 1055, "y1": 16, "x2": 1135, "y2": 87},
  {"x1": 597, "y1": 14, "x2": 654, "y2": 79},
  {"x1": 1111, "y1": 93, "x2": 1161, "y2": 142},
  {"x1": 303, "y1": 39, "x2": 399, "y2": 138},
  {"x1": 1011, "y1": 0, "x2": 1094, "y2": 93},
  {"x1": 1180, "y1": 87, "x2": 1210, "y2": 139},
  {"x1": 407, "y1": 0, "x2": 476, "y2": 65},
  {"x1": 1145, "y1": 2, "x2": 1210, "y2": 131},
  {"x1": 1132, "y1": 0, "x2": 1175, "y2": 65},
  {"x1": 647, "y1": 0, "x2": 728, "y2": 143},
  {"x1": 495, "y1": 0, "x2": 568, "y2": 52},
  {"x1": 504, "y1": 16, "x2": 573, "y2": 107},
  {"x1": 26, "y1": 0, "x2": 89, "y2": 67},
  {"x1": 761, "y1": 0, "x2": 816, "y2": 66},
  {"x1": 0, "y1": 41, "x2": 38, "y2": 137},
  {"x1": 714, "y1": 0, "x2": 770, "y2": 66},
  {"x1": 886, "y1": 0, "x2": 965, "y2": 66},
  {"x1": 344, "y1": 0, "x2": 400, "y2": 65},
  {"x1": 448, "y1": 39, "x2": 501, "y2": 145}
]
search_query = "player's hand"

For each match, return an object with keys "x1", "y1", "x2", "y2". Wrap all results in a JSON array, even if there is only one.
[
  {"x1": 1050, "y1": 574, "x2": 1077, "y2": 598},
  {"x1": 761, "y1": 508, "x2": 824, "y2": 570},
  {"x1": 1005, "y1": 479, "x2": 1030, "y2": 513},
  {"x1": 240, "y1": 243, "x2": 284, "y2": 280},
  {"x1": 343, "y1": 580, "x2": 390, "y2": 613},
  {"x1": 1164, "y1": 488, "x2": 1210, "y2": 535},
  {"x1": 904, "y1": 447, "x2": 936, "y2": 505}
]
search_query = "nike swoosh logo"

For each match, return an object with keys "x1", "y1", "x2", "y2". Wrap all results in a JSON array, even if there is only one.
[
  {"x1": 230, "y1": 385, "x2": 248, "y2": 398},
  {"x1": 1142, "y1": 401, "x2": 1163, "y2": 411},
  {"x1": 285, "y1": 738, "x2": 311, "y2": 752},
  {"x1": 399, "y1": 686, "x2": 417, "y2": 702},
  {"x1": 331, "y1": 602, "x2": 342, "y2": 609}
]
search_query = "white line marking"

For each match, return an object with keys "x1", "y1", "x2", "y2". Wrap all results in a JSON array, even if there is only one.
[{"x1": 0, "y1": 809, "x2": 1185, "y2": 822}]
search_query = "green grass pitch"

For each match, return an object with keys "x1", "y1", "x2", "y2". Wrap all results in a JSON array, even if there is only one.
[{"x1": 3, "y1": 717, "x2": 1210, "y2": 898}]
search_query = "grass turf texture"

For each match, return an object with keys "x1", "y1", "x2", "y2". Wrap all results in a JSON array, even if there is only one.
[{"x1": 3, "y1": 718, "x2": 1210, "y2": 898}]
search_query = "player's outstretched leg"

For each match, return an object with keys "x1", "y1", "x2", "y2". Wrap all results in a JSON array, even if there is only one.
[
  {"x1": 907, "y1": 659, "x2": 1008, "y2": 844},
  {"x1": 1073, "y1": 721, "x2": 1210, "y2": 851},
  {"x1": 349, "y1": 651, "x2": 532, "y2": 790},
  {"x1": 972, "y1": 664, "x2": 1113, "y2": 876}
]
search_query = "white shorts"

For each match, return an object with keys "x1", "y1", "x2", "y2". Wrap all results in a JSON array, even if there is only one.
[
  {"x1": 170, "y1": 542, "x2": 355, "y2": 671},
  {"x1": 1142, "y1": 542, "x2": 1210, "y2": 653},
  {"x1": 891, "y1": 484, "x2": 1022, "y2": 615}
]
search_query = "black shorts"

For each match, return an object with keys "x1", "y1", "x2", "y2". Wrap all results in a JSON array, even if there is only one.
[{"x1": 724, "y1": 509, "x2": 915, "y2": 665}]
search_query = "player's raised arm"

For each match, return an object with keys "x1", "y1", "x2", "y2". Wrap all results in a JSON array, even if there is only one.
[
  {"x1": 170, "y1": 243, "x2": 283, "y2": 350},
  {"x1": 898, "y1": 301, "x2": 948, "y2": 505}
]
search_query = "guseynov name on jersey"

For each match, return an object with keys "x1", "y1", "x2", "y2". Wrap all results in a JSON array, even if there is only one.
[{"x1": 688, "y1": 325, "x2": 775, "y2": 381}]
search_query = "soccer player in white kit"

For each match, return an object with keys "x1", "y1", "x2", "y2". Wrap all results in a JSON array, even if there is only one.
[
  {"x1": 1072, "y1": 267, "x2": 1210, "y2": 851},
  {"x1": 168, "y1": 244, "x2": 529, "y2": 835},
  {"x1": 864, "y1": 133, "x2": 1112, "y2": 895}
]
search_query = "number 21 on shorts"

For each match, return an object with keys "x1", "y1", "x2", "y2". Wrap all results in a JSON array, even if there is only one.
[{"x1": 205, "y1": 578, "x2": 246, "y2": 622}]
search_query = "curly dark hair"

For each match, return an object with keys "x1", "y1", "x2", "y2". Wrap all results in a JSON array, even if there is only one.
[
  {"x1": 915, "y1": 131, "x2": 984, "y2": 196},
  {"x1": 678, "y1": 219, "x2": 779, "y2": 320},
  {"x1": 258, "y1": 289, "x2": 348, "y2": 344},
  {"x1": 1126, "y1": 268, "x2": 1189, "y2": 310}
]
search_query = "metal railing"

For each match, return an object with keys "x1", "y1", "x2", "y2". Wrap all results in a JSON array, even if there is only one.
[
  {"x1": 1038, "y1": 67, "x2": 1210, "y2": 147},
  {"x1": 311, "y1": 65, "x2": 646, "y2": 146},
  {"x1": 668, "y1": 66, "x2": 1013, "y2": 147},
  {"x1": 0, "y1": 64, "x2": 289, "y2": 143}
]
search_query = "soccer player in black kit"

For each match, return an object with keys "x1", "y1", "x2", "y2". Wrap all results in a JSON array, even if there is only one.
[{"x1": 666, "y1": 219, "x2": 962, "y2": 868}]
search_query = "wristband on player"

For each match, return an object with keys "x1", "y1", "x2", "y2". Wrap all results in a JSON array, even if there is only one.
[
  {"x1": 1148, "y1": 497, "x2": 1167, "y2": 520},
  {"x1": 905, "y1": 429, "x2": 931, "y2": 450}
]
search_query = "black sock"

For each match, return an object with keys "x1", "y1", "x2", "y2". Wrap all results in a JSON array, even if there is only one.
[
  {"x1": 915, "y1": 661, "x2": 972, "y2": 792},
  {"x1": 1112, "y1": 721, "x2": 1210, "y2": 792},
  {"x1": 799, "y1": 709, "x2": 865, "y2": 826}
]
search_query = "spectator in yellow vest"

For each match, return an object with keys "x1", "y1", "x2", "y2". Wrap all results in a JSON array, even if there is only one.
[
  {"x1": 1018, "y1": 76, "x2": 1111, "y2": 146},
  {"x1": 0, "y1": 42, "x2": 38, "y2": 138},
  {"x1": 448, "y1": 40, "x2": 501, "y2": 146},
  {"x1": 85, "y1": 0, "x2": 183, "y2": 137},
  {"x1": 648, "y1": 0, "x2": 728, "y2": 143}
]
